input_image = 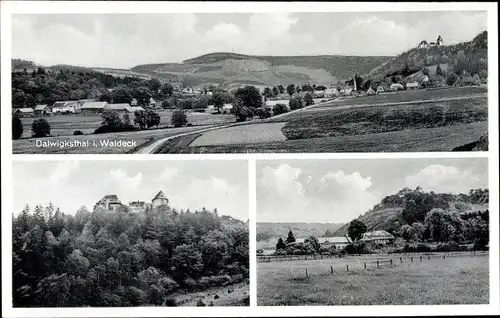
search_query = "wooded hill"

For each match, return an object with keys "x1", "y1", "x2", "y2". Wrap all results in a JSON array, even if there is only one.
[
  {"x1": 256, "y1": 222, "x2": 344, "y2": 242},
  {"x1": 333, "y1": 187, "x2": 489, "y2": 237}
]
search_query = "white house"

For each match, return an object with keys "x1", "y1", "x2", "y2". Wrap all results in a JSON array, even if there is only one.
[
  {"x1": 149, "y1": 97, "x2": 157, "y2": 108},
  {"x1": 34, "y1": 104, "x2": 51, "y2": 116},
  {"x1": 376, "y1": 86, "x2": 385, "y2": 93},
  {"x1": 390, "y1": 83, "x2": 404, "y2": 91},
  {"x1": 13, "y1": 108, "x2": 35, "y2": 117},
  {"x1": 366, "y1": 87, "x2": 376, "y2": 96},
  {"x1": 324, "y1": 88, "x2": 339, "y2": 97},
  {"x1": 406, "y1": 82, "x2": 419, "y2": 90},
  {"x1": 360, "y1": 230, "x2": 396, "y2": 245},
  {"x1": 103, "y1": 103, "x2": 131, "y2": 113},
  {"x1": 52, "y1": 101, "x2": 81, "y2": 114},
  {"x1": 221, "y1": 103, "x2": 233, "y2": 114},
  {"x1": 318, "y1": 236, "x2": 351, "y2": 250},
  {"x1": 80, "y1": 101, "x2": 108, "y2": 114}
]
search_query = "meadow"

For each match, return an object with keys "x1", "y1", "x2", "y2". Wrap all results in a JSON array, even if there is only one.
[{"x1": 257, "y1": 252, "x2": 489, "y2": 306}]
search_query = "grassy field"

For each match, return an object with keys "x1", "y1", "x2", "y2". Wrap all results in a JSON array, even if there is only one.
[
  {"x1": 183, "y1": 121, "x2": 487, "y2": 153},
  {"x1": 281, "y1": 97, "x2": 487, "y2": 140},
  {"x1": 19, "y1": 111, "x2": 234, "y2": 138},
  {"x1": 258, "y1": 253, "x2": 489, "y2": 306}
]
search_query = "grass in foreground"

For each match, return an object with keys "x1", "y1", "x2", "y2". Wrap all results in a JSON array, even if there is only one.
[
  {"x1": 281, "y1": 97, "x2": 487, "y2": 140},
  {"x1": 174, "y1": 282, "x2": 249, "y2": 307},
  {"x1": 184, "y1": 121, "x2": 487, "y2": 153},
  {"x1": 257, "y1": 254, "x2": 489, "y2": 306}
]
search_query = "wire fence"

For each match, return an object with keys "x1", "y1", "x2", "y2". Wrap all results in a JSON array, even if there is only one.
[{"x1": 286, "y1": 250, "x2": 490, "y2": 279}]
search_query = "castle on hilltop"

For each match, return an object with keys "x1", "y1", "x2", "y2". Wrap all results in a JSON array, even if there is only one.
[
  {"x1": 417, "y1": 35, "x2": 443, "y2": 49},
  {"x1": 95, "y1": 190, "x2": 169, "y2": 213}
]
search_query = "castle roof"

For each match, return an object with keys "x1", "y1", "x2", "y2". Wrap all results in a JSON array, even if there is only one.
[{"x1": 153, "y1": 190, "x2": 167, "y2": 200}]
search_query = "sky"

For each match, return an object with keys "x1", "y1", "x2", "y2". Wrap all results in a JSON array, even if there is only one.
[
  {"x1": 257, "y1": 158, "x2": 488, "y2": 223},
  {"x1": 12, "y1": 11, "x2": 487, "y2": 68},
  {"x1": 12, "y1": 160, "x2": 248, "y2": 221}
]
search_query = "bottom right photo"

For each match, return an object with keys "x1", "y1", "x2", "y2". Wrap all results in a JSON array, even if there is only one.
[{"x1": 256, "y1": 158, "x2": 489, "y2": 306}]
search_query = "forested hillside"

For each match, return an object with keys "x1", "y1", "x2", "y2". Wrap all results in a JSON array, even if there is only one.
[
  {"x1": 334, "y1": 187, "x2": 489, "y2": 243},
  {"x1": 256, "y1": 222, "x2": 344, "y2": 242},
  {"x1": 12, "y1": 204, "x2": 249, "y2": 307}
]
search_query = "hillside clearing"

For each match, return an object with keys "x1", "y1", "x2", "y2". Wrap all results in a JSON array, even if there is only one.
[{"x1": 258, "y1": 253, "x2": 489, "y2": 306}]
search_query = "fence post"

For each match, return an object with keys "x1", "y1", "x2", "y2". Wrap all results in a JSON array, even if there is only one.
[
  {"x1": 420, "y1": 255, "x2": 422, "y2": 262},
  {"x1": 305, "y1": 269, "x2": 308, "y2": 277},
  {"x1": 346, "y1": 265, "x2": 349, "y2": 272},
  {"x1": 411, "y1": 256, "x2": 413, "y2": 262},
  {"x1": 390, "y1": 259, "x2": 393, "y2": 265},
  {"x1": 428, "y1": 255, "x2": 430, "y2": 260},
  {"x1": 330, "y1": 265, "x2": 333, "y2": 274},
  {"x1": 364, "y1": 262, "x2": 366, "y2": 269},
  {"x1": 400, "y1": 257, "x2": 403, "y2": 263},
  {"x1": 377, "y1": 260, "x2": 379, "y2": 268},
  {"x1": 443, "y1": 254, "x2": 445, "y2": 259}
]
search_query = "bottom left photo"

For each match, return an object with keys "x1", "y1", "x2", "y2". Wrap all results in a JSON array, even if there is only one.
[{"x1": 11, "y1": 159, "x2": 250, "y2": 307}]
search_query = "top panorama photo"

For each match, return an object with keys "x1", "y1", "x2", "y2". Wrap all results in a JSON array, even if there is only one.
[{"x1": 10, "y1": 11, "x2": 488, "y2": 154}]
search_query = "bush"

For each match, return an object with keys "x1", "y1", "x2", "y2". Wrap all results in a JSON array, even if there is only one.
[
  {"x1": 171, "y1": 110, "x2": 188, "y2": 127},
  {"x1": 134, "y1": 109, "x2": 161, "y2": 129},
  {"x1": 101, "y1": 110, "x2": 123, "y2": 128},
  {"x1": 473, "y1": 238, "x2": 488, "y2": 251},
  {"x1": 435, "y1": 241, "x2": 460, "y2": 252},
  {"x1": 303, "y1": 93, "x2": 314, "y2": 106},
  {"x1": 289, "y1": 97, "x2": 304, "y2": 110},
  {"x1": 342, "y1": 242, "x2": 371, "y2": 255},
  {"x1": 208, "y1": 275, "x2": 232, "y2": 287},
  {"x1": 255, "y1": 108, "x2": 272, "y2": 119},
  {"x1": 73, "y1": 130, "x2": 84, "y2": 136},
  {"x1": 272, "y1": 103, "x2": 288, "y2": 115},
  {"x1": 12, "y1": 116, "x2": 23, "y2": 139},
  {"x1": 446, "y1": 72, "x2": 459, "y2": 86},
  {"x1": 234, "y1": 104, "x2": 254, "y2": 122},
  {"x1": 422, "y1": 67, "x2": 430, "y2": 76},
  {"x1": 31, "y1": 118, "x2": 51, "y2": 137},
  {"x1": 165, "y1": 297, "x2": 178, "y2": 307}
]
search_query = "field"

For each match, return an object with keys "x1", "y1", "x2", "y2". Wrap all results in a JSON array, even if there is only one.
[
  {"x1": 19, "y1": 110, "x2": 234, "y2": 138},
  {"x1": 257, "y1": 252, "x2": 489, "y2": 306}
]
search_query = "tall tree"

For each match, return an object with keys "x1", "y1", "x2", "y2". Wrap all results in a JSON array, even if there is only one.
[{"x1": 348, "y1": 220, "x2": 367, "y2": 241}]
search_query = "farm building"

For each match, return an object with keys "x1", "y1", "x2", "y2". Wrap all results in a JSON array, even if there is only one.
[
  {"x1": 81, "y1": 101, "x2": 108, "y2": 114},
  {"x1": 34, "y1": 104, "x2": 50, "y2": 115},
  {"x1": 129, "y1": 106, "x2": 146, "y2": 113},
  {"x1": 103, "y1": 103, "x2": 131, "y2": 113},
  {"x1": 13, "y1": 108, "x2": 35, "y2": 117},
  {"x1": 360, "y1": 230, "x2": 396, "y2": 245},
  {"x1": 324, "y1": 88, "x2": 339, "y2": 97},
  {"x1": 376, "y1": 86, "x2": 385, "y2": 93},
  {"x1": 366, "y1": 87, "x2": 376, "y2": 96},
  {"x1": 406, "y1": 82, "x2": 419, "y2": 90},
  {"x1": 339, "y1": 88, "x2": 353, "y2": 96},
  {"x1": 390, "y1": 83, "x2": 404, "y2": 91},
  {"x1": 313, "y1": 90, "x2": 325, "y2": 98},
  {"x1": 52, "y1": 101, "x2": 81, "y2": 114},
  {"x1": 131, "y1": 98, "x2": 138, "y2": 106},
  {"x1": 317, "y1": 236, "x2": 351, "y2": 250},
  {"x1": 78, "y1": 99, "x2": 96, "y2": 105}
]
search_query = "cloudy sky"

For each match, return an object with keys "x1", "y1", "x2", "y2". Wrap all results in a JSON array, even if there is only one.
[
  {"x1": 12, "y1": 160, "x2": 248, "y2": 221},
  {"x1": 12, "y1": 11, "x2": 487, "y2": 68},
  {"x1": 257, "y1": 158, "x2": 488, "y2": 223}
]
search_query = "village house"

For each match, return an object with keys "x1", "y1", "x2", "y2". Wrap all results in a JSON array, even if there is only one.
[
  {"x1": 128, "y1": 106, "x2": 146, "y2": 113},
  {"x1": 376, "y1": 85, "x2": 386, "y2": 93},
  {"x1": 390, "y1": 83, "x2": 404, "y2": 91},
  {"x1": 360, "y1": 230, "x2": 396, "y2": 245},
  {"x1": 80, "y1": 101, "x2": 108, "y2": 115},
  {"x1": 131, "y1": 98, "x2": 138, "y2": 106},
  {"x1": 317, "y1": 236, "x2": 352, "y2": 250},
  {"x1": 324, "y1": 88, "x2": 339, "y2": 98},
  {"x1": 13, "y1": 108, "x2": 35, "y2": 117},
  {"x1": 52, "y1": 101, "x2": 81, "y2": 114},
  {"x1": 366, "y1": 87, "x2": 376, "y2": 96},
  {"x1": 34, "y1": 104, "x2": 51, "y2": 116},
  {"x1": 149, "y1": 97, "x2": 157, "y2": 108},
  {"x1": 313, "y1": 89, "x2": 326, "y2": 98},
  {"x1": 406, "y1": 82, "x2": 420, "y2": 90},
  {"x1": 221, "y1": 103, "x2": 233, "y2": 114},
  {"x1": 339, "y1": 87, "x2": 353, "y2": 96}
]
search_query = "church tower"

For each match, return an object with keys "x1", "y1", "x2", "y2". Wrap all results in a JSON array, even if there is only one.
[
  {"x1": 152, "y1": 190, "x2": 169, "y2": 208},
  {"x1": 437, "y1": 35, "x2": 443, "y2": 45}
]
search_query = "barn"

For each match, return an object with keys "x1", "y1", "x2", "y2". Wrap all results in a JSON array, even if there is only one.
[
  {"x1": 52, "y1": 101, "x2": 81, "y2": 114},
  {"x1": 390, "y1": 83, "x2": 404, "y2": 91},
  {"x1": 81, "y1": 102, "x2": 108, "y2": 115},
  {"x1": 34, "y1": 104, "x2": 50, "y2": 116},
  {"x1": 103, "y1": 103, "x2": 131, "y2": 113},
  {"x1": 13, "y1": 108, "x2": 34, "y2": 117}
]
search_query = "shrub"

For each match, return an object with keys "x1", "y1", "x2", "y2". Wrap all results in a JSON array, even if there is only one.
[
  {"x1": 290, "y1": 97, "x2": 304, "y2": 110},
  {"x1": 171, "y1": 110, "x2": 188, "y2": 127},
  {"x1": 446, "y1": 72, "x2": 459, "y2": 86},
  {"x1": 165, "y1": 297, "x2": 178, "y2": 307},
  {"x1": 31, "y1": 118, "x2": 51, "y2": 137},
  {"x1": 435, "y1": 241, "x2": 460, "y2": 252},
  {"x1": 255, "y1": 108, "x2": 272, "y2": 119},
  {"x1": 479, "y1": 69, "x2": 488, "y2": 79},
  {"x1": 73, "y1": 130, "x2": 84, "y2": 136},
  {"x1": 158, "y1": 276, "x2": 179, "y2": 293},
  {"x1": 473, "y1": 238, "x2": 488, "y2": 251},
  {"x1": 272, "y1": 103, "x2": 288, "y2": 115},
  {"x1": 12, "y1": 116, "x2": 23, "y2": 139},
  {"x1": 342, "y1": 242, "x2": 371, "y2": 255},
  {"x1": 101, "y1": 110, "x2": 123, "y2": 128},
  {"x1": 134, "y1": 109, "x2": 161, "y2": 129},
  {"x1": 303, "y1": 93, "x2": 314, "y2": 106},
  {"x1": 234, "y1": 104, "x2": 254, "y2": 122},
  {"x1": 422, "y1": 67, "x2": 430, "y2": 76}
]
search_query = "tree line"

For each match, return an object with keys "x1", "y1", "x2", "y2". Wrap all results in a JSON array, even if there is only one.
[{"x1": 13, "y1": 203, "x2": 249, "y2": 307}]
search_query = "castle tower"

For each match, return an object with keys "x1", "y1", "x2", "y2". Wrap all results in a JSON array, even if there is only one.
[
  {"x1": 437, "y1": 35, "x2": 443, "y2": 45},
  {"x1": 152, "y1": 190, "x2": 169, "y2": 208}
]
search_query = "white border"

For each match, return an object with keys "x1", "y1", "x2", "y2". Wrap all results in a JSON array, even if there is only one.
[{"x1": 2, "y1": 1, "x2": 499, "y2": 317}]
